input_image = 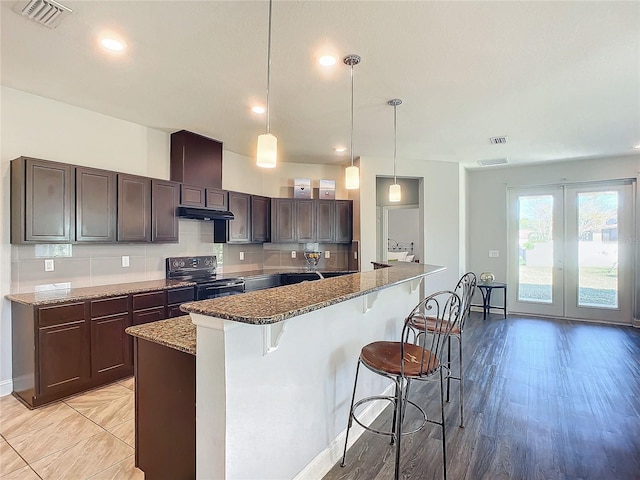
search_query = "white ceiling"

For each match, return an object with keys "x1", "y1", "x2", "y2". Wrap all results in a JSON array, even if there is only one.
[{"x1": 1, "y1": 0, "x2": 639, "y2": 169}]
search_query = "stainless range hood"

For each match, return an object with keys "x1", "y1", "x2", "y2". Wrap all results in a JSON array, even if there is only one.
[{"x1": 177, "y1": 206, "x2": 235, "y2": 221}]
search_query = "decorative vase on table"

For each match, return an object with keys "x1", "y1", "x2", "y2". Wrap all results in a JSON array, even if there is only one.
[{"x1": 479, "y1": 272, "x2": 495, "y2": 283}]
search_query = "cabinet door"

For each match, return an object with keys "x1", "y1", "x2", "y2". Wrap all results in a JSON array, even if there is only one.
[
  {"x1": 91, "y1": 313, "x2": 132, "y2": 379},
  {"x1": 271, "y1": 198, "x2": 295, "y2": 242},
  {"x1": 76, "y1": 167, "x2": 117, "y2": 242},
  {"x1": 205, "y1": 188, "x2": 228, "y2": 210},
  {"x1": 228, "y1": 192, "x2": 251, "y2": 243},
  {"x1": 170, "y1": 130, "x2": 222, "y2": 188},
  {"x1": 117, "y1": 174, "x2": 151, "y2": 242},
  {"x1": 335, "y1": 200, "x2": 353, "y2": 243},
  {"x1": 180, "y1": 184, "x2": 205, "y2": 207},
  {"x1": 251, "y1": 195, "x2": 271, "y2": 243},
  {"x1": 152, "y1": 180, "x2": 180, "y2": 243},
  {"x1": 296, "y1": 200, "x2": 316, "y2": 242},
  {"x1": 316, "y1": 200, "x2": 335, "y2": 242},
  {"x1": 22, "y1": 158, "x2": 74, "y2": 242},
  {"x1": 38, "y1": 320, "x2": 90, "y2": 397}
]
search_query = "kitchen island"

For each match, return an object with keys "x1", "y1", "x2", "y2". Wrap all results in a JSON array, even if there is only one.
[{"x1": 179, "y1": 262, "x2": 445, "y2": 480}]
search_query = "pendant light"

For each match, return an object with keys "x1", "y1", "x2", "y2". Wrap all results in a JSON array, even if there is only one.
[
  {"x1": 257, "y1": 0, "x2": 277, "y2": 168},
  {"x1": 388, "y1": 99, "x2": 402, "y2": 202},
  {"x1": 344, "y1": 54, "x2": 361, "y2": 189}
]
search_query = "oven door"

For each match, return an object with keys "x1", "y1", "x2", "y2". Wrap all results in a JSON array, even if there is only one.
[{"x1": 196, "y1": 282, "x2": 245, "y2": 300}]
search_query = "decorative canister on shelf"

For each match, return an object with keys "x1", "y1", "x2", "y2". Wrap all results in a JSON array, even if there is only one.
[
  {"x1": 294, "y1": 178, "x2": 311, "y2": 198},
  {"x1": 479, "y1": 272, "x2": 495, "y2": 283}
]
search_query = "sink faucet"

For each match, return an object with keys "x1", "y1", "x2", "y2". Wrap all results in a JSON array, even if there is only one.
[{"x1": 315, "y1": 271, "x2": 325, "y2": 280}]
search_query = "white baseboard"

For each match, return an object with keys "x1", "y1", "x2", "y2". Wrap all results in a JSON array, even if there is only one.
[
  {"x1": 0, "y1": 379, "x2": 13, "y2": 397},
  {"x1": 293, "y1": 384, "x2": 394, "y2": 480}
]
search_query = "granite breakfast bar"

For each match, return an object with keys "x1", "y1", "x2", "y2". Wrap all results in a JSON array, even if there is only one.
[{"x1": 179, "y1": 263, "x2": 445, "y2": 480}]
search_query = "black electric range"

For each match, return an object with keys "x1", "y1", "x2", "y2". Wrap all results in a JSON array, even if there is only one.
[{"x1": 166, "y1": 256, "x2": 245, "y2": 300}]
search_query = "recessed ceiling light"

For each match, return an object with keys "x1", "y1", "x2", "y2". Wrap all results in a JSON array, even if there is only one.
[
  {"x1": 334, "y1": 146, "x2": 347, "y2": 153},
  {"x1": 634, "y1": 144, "x2": 640, "y2": 149},
  {"x1": 251, "y1": 106, "x2": 266, "y2": 114},
  {"x1": 100, "y1": 37, "x2": 126, "y2": 52},
  {"x1": 319, "y1": 55, "x2": 337, "y2": 66}
]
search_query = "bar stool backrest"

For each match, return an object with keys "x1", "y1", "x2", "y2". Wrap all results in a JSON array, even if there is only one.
[
  {"x1": 401, "y1": 290, "x2": 462, "y2": 378},
  {"x1": 455, "y1": 272, "x2": 477, "y2": 332}
]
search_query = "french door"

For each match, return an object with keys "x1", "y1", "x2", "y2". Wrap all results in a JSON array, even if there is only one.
[{"x1": 508, "y1": 181, "x2": 635, "y2": 324}]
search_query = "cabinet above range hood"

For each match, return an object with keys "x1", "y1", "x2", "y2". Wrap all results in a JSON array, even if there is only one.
[{"x1": 176, "y1": 206, "x2": 234, "y2": 221}]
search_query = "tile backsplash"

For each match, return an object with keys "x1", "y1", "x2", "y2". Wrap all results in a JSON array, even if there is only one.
[{"x1": 10, "y1": 220, "x2": 355, "y2": 293}]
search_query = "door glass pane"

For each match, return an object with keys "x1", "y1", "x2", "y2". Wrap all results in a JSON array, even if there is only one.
[
  {"x1": 518, "y1": 195, "x2": 553, "y2": 303},
  {"x1": 577, "y1": 191, "x2": 618, "y2": 308}
]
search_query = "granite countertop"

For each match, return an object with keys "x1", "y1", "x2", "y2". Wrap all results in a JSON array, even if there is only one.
[
  {"x1": 5, "y1": 279, "x2": 196, "y2": 306},
  {"x1": 126, "y1": 315, "x2": 196, "y2": 355},
  {"x1": 182, "y1": 263, "x2": 444, "y2": 325}
]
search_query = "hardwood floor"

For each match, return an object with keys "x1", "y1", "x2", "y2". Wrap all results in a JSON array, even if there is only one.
[{"x1": 324, "y1": 312, "x2": 640, "y2": 480}]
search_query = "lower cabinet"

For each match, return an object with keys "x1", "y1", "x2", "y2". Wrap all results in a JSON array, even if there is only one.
[{"x1": 10, "y1": 286, "x2": 193, "y2": 408}]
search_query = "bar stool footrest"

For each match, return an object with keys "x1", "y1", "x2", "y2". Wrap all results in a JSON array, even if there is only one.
[{"x1": 351, "y1": 395, "x2": 427, "y2": 437}]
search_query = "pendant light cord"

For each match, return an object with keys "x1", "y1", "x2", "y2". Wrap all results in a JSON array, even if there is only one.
[
  {"x1": 350, "y1": 63, "x2": 354, "y2": 168},
  {"x1": 265, "y1": 0, "x2": 273, "y2": 134},
  {"x1": 393, "y1": 104, "x2": 397, "y2": 183}
]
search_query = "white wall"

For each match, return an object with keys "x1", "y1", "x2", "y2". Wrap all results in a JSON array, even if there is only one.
[
  {"x1": 467, "y1": 155, "x2": 640, "y2": 321},
  {"x1": 358, "y1": 155, "x2": 461, "y2": 291}
]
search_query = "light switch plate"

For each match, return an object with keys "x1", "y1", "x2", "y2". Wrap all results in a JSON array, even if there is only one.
[
  {"x1": 291, "y1": 251, "x2": 296, "y2": 259},
  {"x1": 489, "y1": 250, "x2": 499, "y2": 258},
  {"x1": 44, "y1": 259, "x2": 54, "y2": 272},
  {"x1": 239, "y1": 252, "x2": 245, "y2": 261},
  {"x1": 325, "y1": 251, "x2": 330, "y2": 259},
  {"x1": 122, "y1": 255, "x2": 130, "y2": 267},
  {"x1": 354, "y1": 251, "x2": 358, "y2": 259}
]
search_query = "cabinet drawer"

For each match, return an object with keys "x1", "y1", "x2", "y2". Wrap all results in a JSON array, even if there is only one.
[
  {"x1": 166, "y1": 305, "x2": 186, "y2": 318},
  {"x1": 167, "y1": 287, "x2": 195, "y2": 305},
  {"x1": 132, "y1": 291, "x2": 165, "y2": 311},
  {"x1": 90, "y1": 296, "x2": 129, "y2": 318},
  {"x1": 38, "y1": 302, "x2": 86, "y2": 328},
  {"x1": 132, "y1": 307, "x2": 165, "y2": 326}
]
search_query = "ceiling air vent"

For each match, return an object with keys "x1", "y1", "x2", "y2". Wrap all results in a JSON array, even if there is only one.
[
  {"x1": 13, "y1": 0, "x2": 72, "y2": 29},
  {"x1": 489, "y1": 136, "x2": 508, "y2": 145},
  {"x1": 478, "y1": 158, "x2": 508, "y2": 167}
]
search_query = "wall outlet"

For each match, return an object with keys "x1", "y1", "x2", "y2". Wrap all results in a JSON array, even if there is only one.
[
  {"x1": 44, "y1": 259, "x2": 54, "y2": 272},
  {"x1": 489, "y1": 250, "x2": 499, "y2": 258},
  {"x1": 239, "y1": 252, "x2": 245, "y2": 261},
  {"x1": 291, "y1": 251, "x2": 296, "y2": 259},
  {"x1": 325, "y1": 251, "x2": 330, "y2": 259},
  {"x1": 121, "y1": 255, "x2": 130, "y2": 267}
]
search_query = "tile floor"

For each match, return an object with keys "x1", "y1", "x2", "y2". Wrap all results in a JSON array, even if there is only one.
[{"x1": 0, "y1": 378, "x2": 143, "y2": 480}]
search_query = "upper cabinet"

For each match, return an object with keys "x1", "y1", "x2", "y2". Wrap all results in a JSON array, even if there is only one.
[
  {"x1": 117, "y1": 174, "x2": 151, "y2": 242},
  {"x1": 152, "y1": 180, "x2": 180, "y2": 243},
  {"x1": 170, "y1": 130, "x2": 222, "y2": 189},
  {"x1": 270, "y1": 198, "x2": 352, "y2": 244},
  {"x1": 227, "y1": 191, "x2": 251, "y2": 243},
  {"x1": 251, "y1": 195, "x2": 271, "y2": 243},
  {"x1": 76, "y1": 167, "x2": 117, "y2": 243},
  {"x1": 11, "y1": 157, "x2": 74, "y2": 243}
]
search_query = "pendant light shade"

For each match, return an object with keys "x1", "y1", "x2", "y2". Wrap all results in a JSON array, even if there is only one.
[
  {"x1": 257, "y1": 0, "x2": 277, "y2": 168},
  {"x1": 257, "y1": 133, "x2": 277, "y2": 168},
  {"x1": 388, "y1": 98, "x2": 402, "y2": 202},
  {"x1": 344, "y1": 54, "x2": 361, "y2": 190}
]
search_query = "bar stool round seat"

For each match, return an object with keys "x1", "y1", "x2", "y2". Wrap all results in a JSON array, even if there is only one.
[{"x1": 361, "y1": 341, "x2": 439, "y2": 376}]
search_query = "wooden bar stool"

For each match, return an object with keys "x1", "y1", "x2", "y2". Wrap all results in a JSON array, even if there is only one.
[
  {"x1": 341, "y1": 290, "x2": 462, "y2": 480},
  {"x1": 409, "y1": 272, "x2": 477, "y2": 427}
]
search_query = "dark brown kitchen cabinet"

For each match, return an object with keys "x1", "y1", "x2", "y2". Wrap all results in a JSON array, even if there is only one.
[
  {"x1": 251, "y1": 195, "x2": 271, "y2": 242},
  {"x1": 118, "y1": 174, "x2": 151, "y2": 242},
  {"x1": 227, "y1": 191, "x2": 251, "y2": 243},
  {"x1": 76, "y1": 167, "x2": 117, "y2": 243},
  {"x1": 296, "y1": 200, "x2": 316, "y2": 242},
  {"x1": 152, "y1": 180, "x2": 180, "y2": 243},
  {"x1": 180, "y1": 184, "x2": 205, "y2": 207},
  {"x1": 11, "y1": 157, "x2": 74, "y2": 244},
  {"x1": 316, "y1": 200, "x2": 335, "y2": 243},
  {"x1": 335, "y1": 200, "x2": 353, "y2": 243},
  {"x1": 170, "y1": 130, "x2": 222, "y2": 189},
  {"x1": 166, "y1": 286, "x2": 195, "y2": 318},
  {"x1": 132, "y1": 290, "x2": 166, "y2": 326},
  {"x1": 90, "y1": 296, "x2": 132, "y2": 383},
  {"x1": 271, "y1": 198, "x2": 296, "y2": 243},
  {"x1": 206, "y1": 188, "x2": 228, "y2": 210}
]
